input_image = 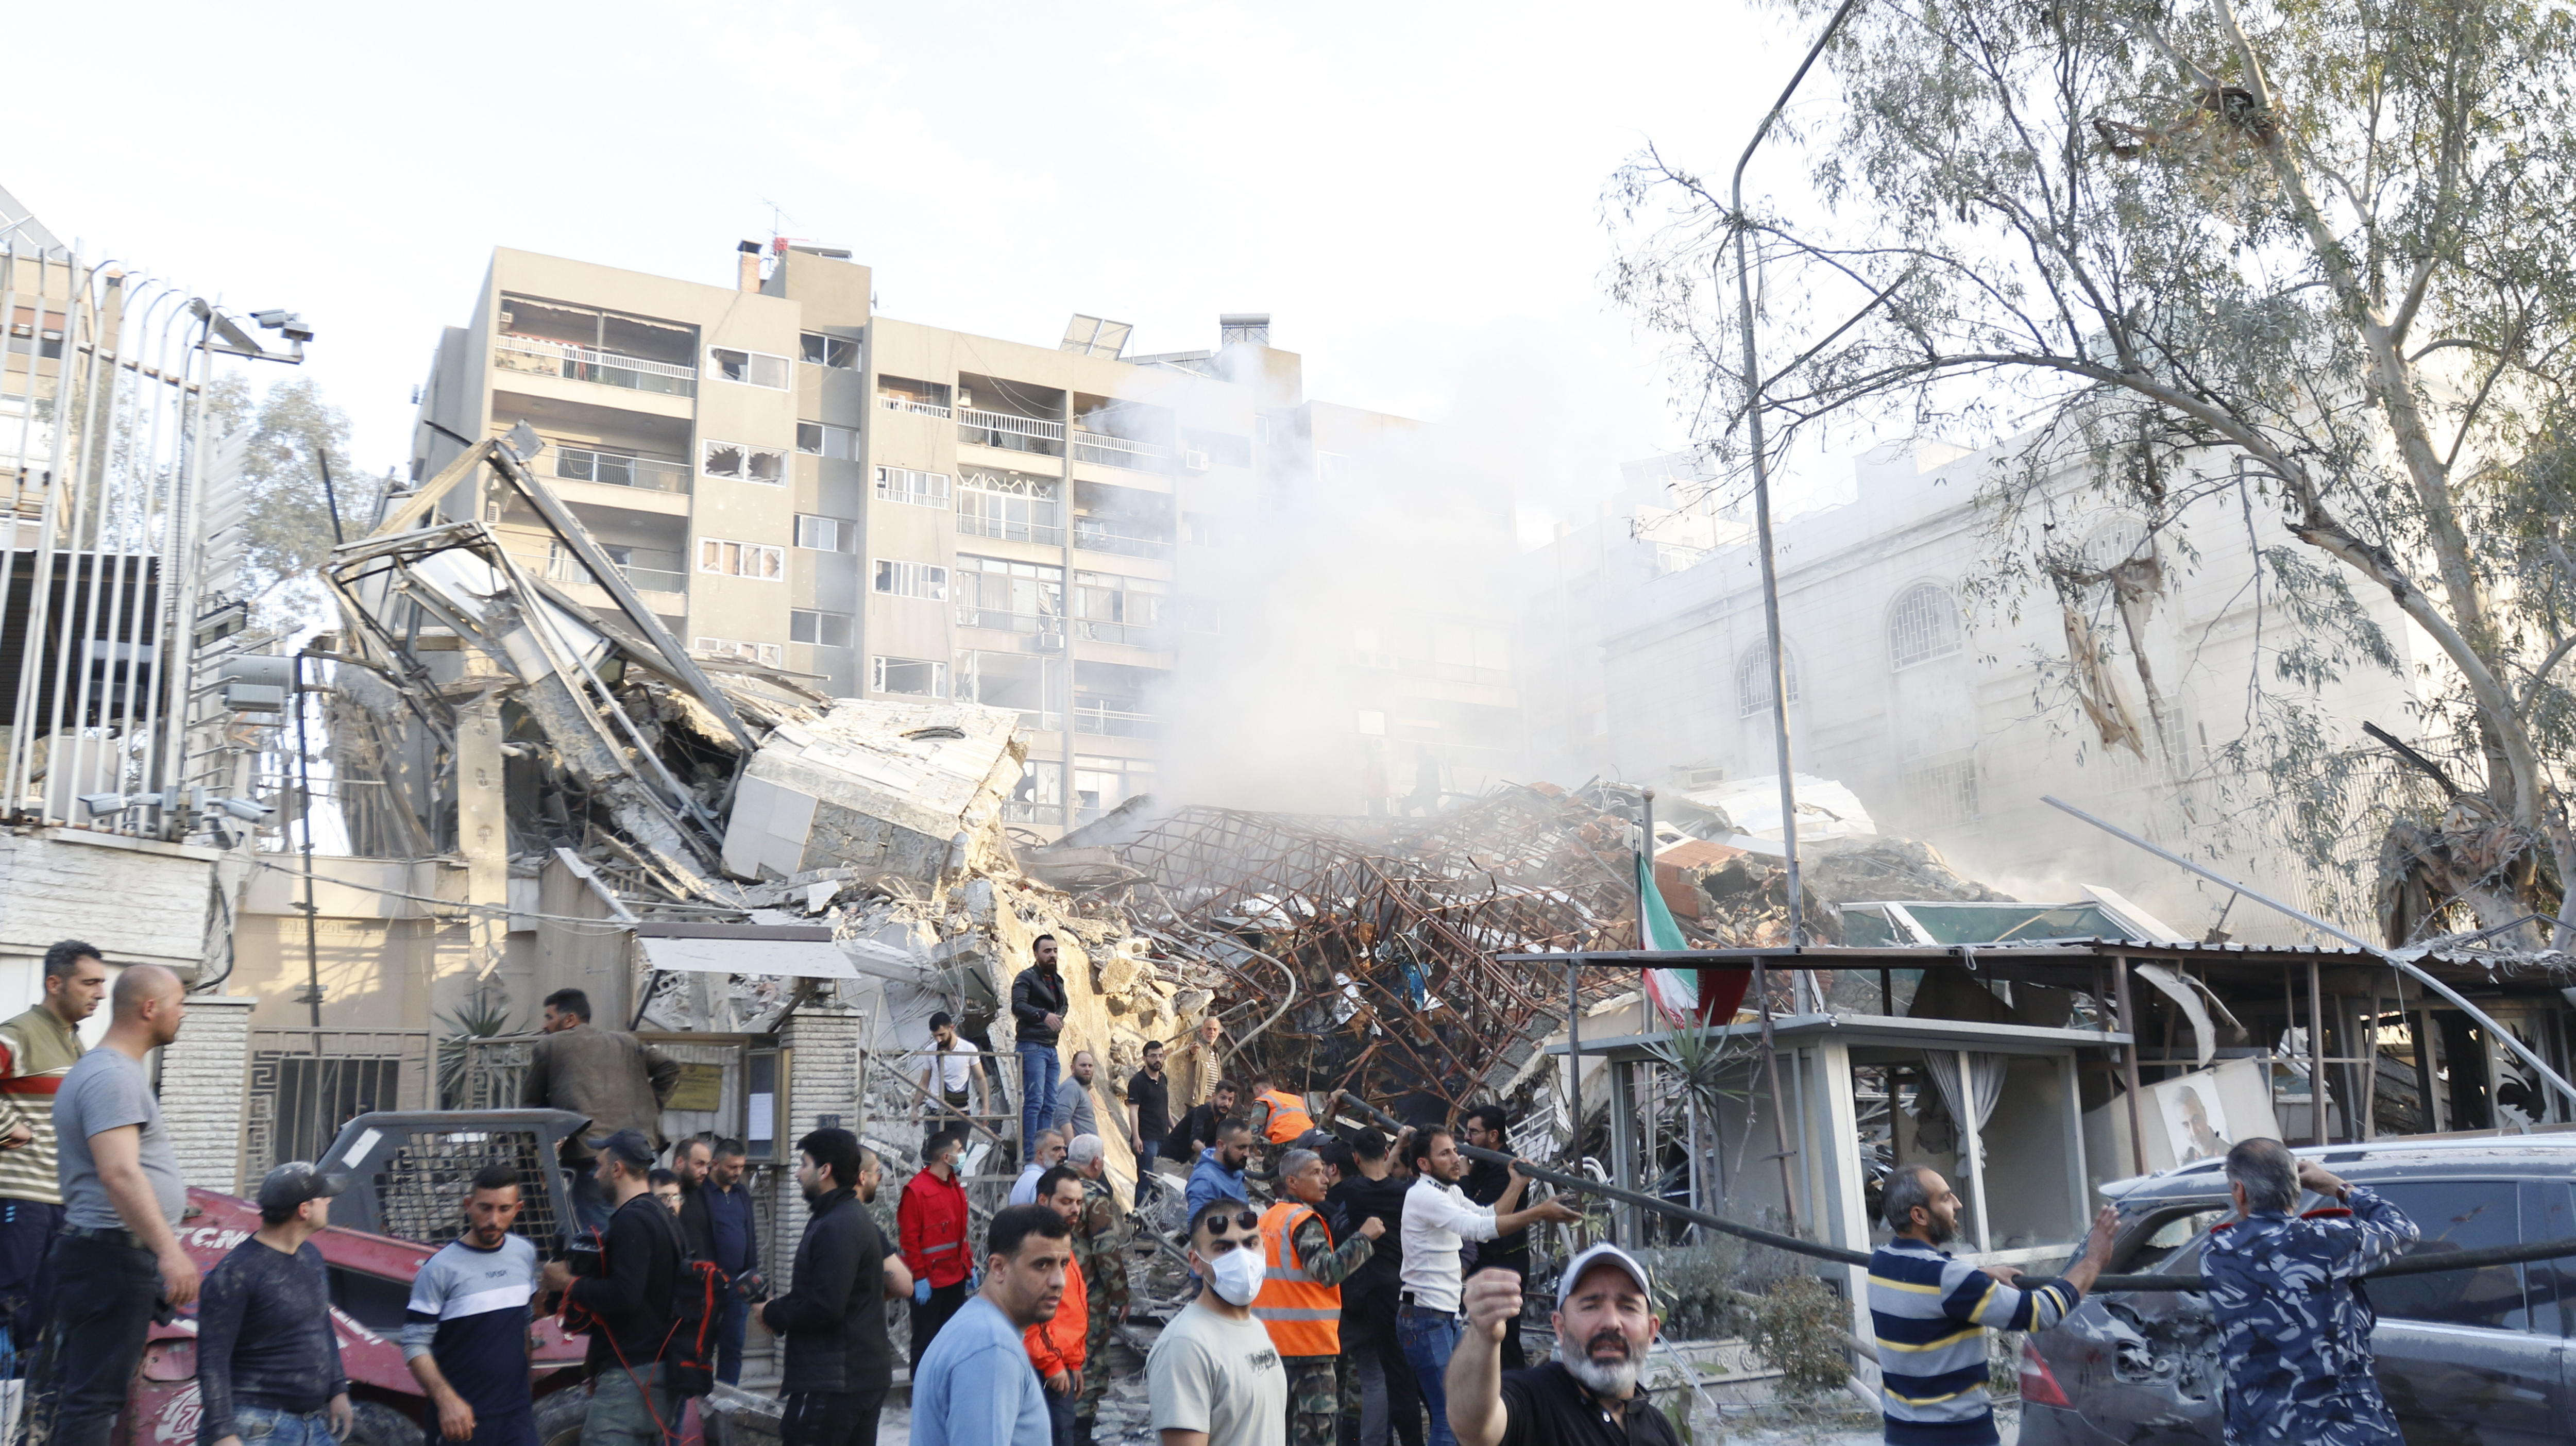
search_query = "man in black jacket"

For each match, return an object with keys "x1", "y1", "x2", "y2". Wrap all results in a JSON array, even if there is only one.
[
  {"x1": 760, "y1": 1130, "x2": 912, "y2": 1446},
  {"x1": 197, "y1": 1163, "x2": 352, "y2": 1446},
  {"x1": 1459, "y1": 1105, "x2": 1529, "y2": 1370},
  {"x1": 1329, "y1": 1128, "x2": 1426, "y2": 1446},
  {"x1": 1009, "y1": 935, "x2": 1071, "y2": 1165},
  {"x1": 540, "y1": 1129, "x2": 681, "y2": 1446}
]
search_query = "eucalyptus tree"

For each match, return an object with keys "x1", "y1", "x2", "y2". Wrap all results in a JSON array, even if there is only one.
[{"x1": 1609, "y1": 0, "x2": 2576, "y2": 937}]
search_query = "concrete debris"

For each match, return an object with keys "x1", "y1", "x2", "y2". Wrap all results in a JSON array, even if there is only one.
[{"x1": 722, "y1": 699, "x2": 1023, "y2": 883}]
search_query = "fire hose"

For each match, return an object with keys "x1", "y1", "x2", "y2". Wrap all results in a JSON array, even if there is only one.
[{"x1": 1332, "y1": 1091, "x2": 2576, "y2": 1292}]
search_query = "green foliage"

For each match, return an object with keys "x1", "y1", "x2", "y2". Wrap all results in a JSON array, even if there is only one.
[
  {"x1": 205, "y1": 374, "x2": 383, "y2": 634},
  {"x1": 1746, "y1": 1272, "x2": 1850, "y2": 1401},
  {"x1": 1633, "y1": 1239, "x2": 1748, "y2": 1340},
  {"x1": 1609, "y1": 0, "x2": 2576, "y2": 930},
  {"x1": 434, "y1": 994, "x2": 516, "y2": 1108}
]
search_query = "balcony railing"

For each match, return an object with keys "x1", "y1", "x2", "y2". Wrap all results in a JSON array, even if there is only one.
[
  {"x1": 495, "y1": 337, "x2": 697, "y2": 397},
  {"x1": 1075, "y1": 703, "x2": 1160, "y2": 739},
  {"x1": 956, "y1": 512, "x2": 1066, "y2": 547},
  {"x1": 956, "y1": 607, "x2": 1064, "y2": 643},
  {"x1": 1073, "y1": 518, "x2": 1173, "y2": 560},
  {"x1": 1072, "y1": 618, "x2": 1169, "y2": 648},
  {"x1": 1071, "y1": 430, "x2": 1164, "y2": 470},
  {"x1": 546, "y1": 551, "x2": 687, "y2": 596},
  {"x1": 555, "y1": 446, "x2": 690, "y2": 494},
  {"x1": 958, "y1": 408, "x2": 1065, "y2": 456},
  {"x1": 879, "y1": 393, "x2": 952, "y2": 419}
]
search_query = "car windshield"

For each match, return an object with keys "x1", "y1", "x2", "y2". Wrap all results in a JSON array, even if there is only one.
[{"x1": 2119, "y1": 1202, "x2": 2230, "y2": 1273}]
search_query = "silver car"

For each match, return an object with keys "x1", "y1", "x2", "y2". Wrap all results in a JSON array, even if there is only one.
[{"x1": 2018, "y1": 1135, "x2": 2576, "y2": 1445}]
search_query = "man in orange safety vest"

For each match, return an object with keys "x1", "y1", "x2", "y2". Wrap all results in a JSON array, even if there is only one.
[{"x1": 1256, "y1": 1146, "x2": 1385, "y2": 1446}]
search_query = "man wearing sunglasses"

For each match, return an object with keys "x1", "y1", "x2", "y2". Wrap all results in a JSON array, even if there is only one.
[{"x1": 1149, "y1": 1200, "x2": 1290, "y2": 1446}]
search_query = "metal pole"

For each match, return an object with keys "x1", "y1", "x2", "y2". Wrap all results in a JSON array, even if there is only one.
[
  {"x1": 295, "y1": 651, "x2": 324, "y2": 1029},
  {"x1": 316, "y1": 447, "x2": 345, "y2": 545},
  {"x1": 2308, "y1": 960, "x2": 2329, "y2": 1145},
  {"x1": 1566, "y1": 956, "x2": 1584, "y2": 1155},
  {"x1": 2044, "y1": 794, "x2": 2576, "y2": 1114},
  {"x1": 1753, "y1": 959, "x2": 1802, "y2": 1232},
  {"x1": 1637, "y1": 787, "x2": 1657, "y2": 947},
  {"x1": 1731, "y1": 0, "x2": 1863, "y2": 951},
  {"x1": 2114, "y1": 956, "x2": 2146, "y2": 1175}
]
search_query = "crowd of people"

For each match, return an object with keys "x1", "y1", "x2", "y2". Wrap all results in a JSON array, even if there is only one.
[{"x1": 0, "y1": 935, "x2": 2434, "y2": 1446}]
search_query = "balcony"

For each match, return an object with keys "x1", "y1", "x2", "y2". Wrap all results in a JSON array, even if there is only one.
[
  {"x1": 1073, "y1": 518, "x2": 1173, "y2": 561},
  {"x1": 1075, "y1": 702, "x2": 1160, "y2": 739},
  {"x1": 1071, "y1": 429, "x2": 1164, "y2": 471},
  {"x1": 546, "y1": 547, "x2": 687, "y2": 596},
  {"x1": 495, "y1": 337, "x2": 696, "y2": 397},
  {"x1": 880, "y1": 393, "x2": 952, "y2": 419},
  {"x1": 956, "y1": 511, "x2": 1065, "y2": 548},
  {"x1": 1071, "y1": 618, "x2": 1168, "y2": 648},
  {"x1": 554, "y1": 446, "x2": 689, "y2": 494},
  {"x1": 956, "y1": 606, "x2": 1064, "y2": 645},
  {"x1": 958, "y1": 408, "x2": 1064, "y2": 458}
]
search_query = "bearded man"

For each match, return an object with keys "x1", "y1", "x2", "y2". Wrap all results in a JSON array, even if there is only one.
[{"x1": 1444, "y1": 1243, "x2": 1680, "y2": 1446}]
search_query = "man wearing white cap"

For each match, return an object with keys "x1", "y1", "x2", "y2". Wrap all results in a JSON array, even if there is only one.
[{"x1": 1443, "y1": 1243, "x2": 1681, "y2": 1446}]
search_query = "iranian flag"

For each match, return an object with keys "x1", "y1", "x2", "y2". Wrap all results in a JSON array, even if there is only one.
[{"x1": 1637, "y1": 847, "x2": 1752, "y2": 1025}]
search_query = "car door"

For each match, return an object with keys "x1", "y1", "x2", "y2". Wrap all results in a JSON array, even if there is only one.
[{"x1": 2363, "y1": 1175, "x2": 2568, "y2": 1445}]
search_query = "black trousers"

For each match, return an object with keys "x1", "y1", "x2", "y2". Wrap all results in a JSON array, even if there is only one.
[
  {"x1": 30, "y1": 1232, "x2": 160, "y2": 1446},
  {"x1": 0, "y1": 1199, "x2": 62, "y2": 1353},
  {"x1": 908, "y1": 1281, "x2": 969, "y2": 1375},
  {"x1": 780, "y1": 1386, "x2": 888, "y2": 1446}
]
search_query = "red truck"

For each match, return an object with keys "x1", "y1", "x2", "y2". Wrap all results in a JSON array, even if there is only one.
[{"x1": 100, "y1": 1109, "x2": 706, "y2": 1446}]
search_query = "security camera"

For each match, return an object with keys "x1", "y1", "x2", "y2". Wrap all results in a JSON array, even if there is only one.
[
  {"x1": 214, "y1": 797, "x2": 275, "y2": 822},
  {"x1": 249, "y1": 310, "x2": 315, "y2": 343}
]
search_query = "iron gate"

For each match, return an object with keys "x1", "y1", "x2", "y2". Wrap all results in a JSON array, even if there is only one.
[{"x1": 243, "y1": 1028, "x2": 431, "y2": 1176}]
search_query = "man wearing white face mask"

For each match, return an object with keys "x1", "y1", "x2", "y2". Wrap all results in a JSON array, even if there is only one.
[{"x1": 1149, "y1": 1198, "x2": 1289, "y2": 1446}]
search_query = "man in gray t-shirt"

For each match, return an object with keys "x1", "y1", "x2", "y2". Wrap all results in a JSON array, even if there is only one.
[{"x1": 26, "y1": 964, "x2": 194, "y2": 1446}]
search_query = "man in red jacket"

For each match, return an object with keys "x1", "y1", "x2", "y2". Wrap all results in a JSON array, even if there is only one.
[{"x1": 897, "y1": 1131, "x2": 973, "y2": 1374}]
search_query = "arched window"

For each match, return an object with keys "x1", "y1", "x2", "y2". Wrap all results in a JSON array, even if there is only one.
[
  {"x1": 1889, "y1": 583, "x2": 1963, "y2": 669},
  {"x1": 1736, "y1": 644, "x2": 1800, "y2": 718}
]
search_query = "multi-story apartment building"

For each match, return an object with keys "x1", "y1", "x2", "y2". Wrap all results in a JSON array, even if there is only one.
[{"x1": 406, "y1": 244, "x2": 1522, "y2": 831}]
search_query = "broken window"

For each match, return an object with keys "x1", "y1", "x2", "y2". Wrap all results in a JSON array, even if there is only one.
[
  {"x1": 872, "y1": 558, "x2": 948, "y2": 601},
  {"x1": 955, "y1": 554, "x2": 1063, "y2": 635},
  {"x1": 694, "y1": 636, "x2": 783, "y2": 666},
  {"x1": 790, "y1": 609, "x2": 853, "y2": 648},
  {"x1": 1076, "y1": 754, "x2": 1154, "y2": 816},
  {"x1": 871, "y1": 655, "x2": 947, "y2": 698},
  {"x1": 706, "y1": 346, "x2": 789, "y2": 389},
  {"x1": 800, "y1": 331, "x2": 859, "y2": 369},
  {"x1": 1890, "y1": 582, "x2": 1964, "y2": 668},
  {"x1": 874, "y1": 466, "x2": 951, "y2": 508},
  {"x1": 956, "y1": 650, "x2": 1062, "y2": 728},
  {"x1": 1005, "y1": 758, "x2": 1064, "y2": 823},
  {"x1": 698, "y1": 538, "x2": 784, "y2": 580},
  {"x1": 702, "y1": 439, "x2": 786, "y2": 485},
  {"x1": 796, "y1": 422, "x2": 859, "y2": 459},
  {"x1": 793, "y1": 514, "x2": 852, "y2": 552},
  {"x1": 1736, "y1": 643, "x2": 1800, "y2": 717},
  {"x1": 877, "y1": 376, "x2": 952, "y2": 416}
]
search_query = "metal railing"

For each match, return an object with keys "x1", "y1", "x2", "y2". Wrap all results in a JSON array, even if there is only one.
[
  {"x1": 1072, "y1": 430, "x2": 1165, "y2": 469},
  {"x1": 495, "y1": 337, "x2": 697, "y2": 396},
  {"x1": 957, "y1": 512, "x2": 1065, "y2": 547},
  {"x1": 956, "y1": 607, "x2": 1064, "y2": 642},
  {"x1": 243, "y1": 1029, "x2": 433, "y2": 1181},
  {"x1": 1072, "y1": 617, "x2": 1170, "y2": 648},
  {"x1": 545, "y1": 550, "x2": 687, "y2": 596},
  {"x1": 879, "y1": 393, "x2": 953, "y2": 419},
  {"x1": 1074, "y1": 518, "x2": 1174, "y2": 560},
  {"x1": 959, "y1": 409, "x2": 1065, "y2": 456},
  {"x1": 1075, "y1": 703, "x2": 1160, "y2": 738},
  {"x1": 555, "y1": 445, "x2": 690, "y2": 494}
]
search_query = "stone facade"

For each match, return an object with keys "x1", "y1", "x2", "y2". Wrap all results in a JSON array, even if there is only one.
[
  {"x1": 159, "y1": 994, "x2": 258, "y2": 1194},
  {"x1": 771, "y1": 1004, "x2": 865, "y2": 1295},
  {"x1": 0, "y1": 829, "x2": 223, "y2": 1008}
]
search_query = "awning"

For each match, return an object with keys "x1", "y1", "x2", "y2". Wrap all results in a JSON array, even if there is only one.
[{"x1": 638, "y1": 934, "x2": 856, "y2": 980}]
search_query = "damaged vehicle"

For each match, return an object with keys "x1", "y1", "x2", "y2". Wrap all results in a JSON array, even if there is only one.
[{"x1": 2020, "y1": 1135, "x2": 2576, "y2": 1445}]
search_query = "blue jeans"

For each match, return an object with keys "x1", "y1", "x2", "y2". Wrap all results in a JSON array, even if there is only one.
[
  {"x1": 231, "y1": 1404, "x2": 337, "y2": 1444},
  {"x1": 1396, "y1": 1307, "x2": 1462, "y2": 1446},
  {"x1": 717, "y1": 1287, "x2": 749, "y2": 1385},
  {"x1": 1017, "y1": 1043, "x2": 1059, "y2": 1156}
]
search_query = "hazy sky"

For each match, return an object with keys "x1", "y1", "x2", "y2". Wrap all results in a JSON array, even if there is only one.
[{"x1": 8, "y1": 2, "x2": 1823, "y2": 520}]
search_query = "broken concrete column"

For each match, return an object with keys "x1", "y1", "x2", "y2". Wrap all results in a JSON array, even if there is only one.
[{"x1": 160, "y1": 994, "x2": 258, "y2": 1192}]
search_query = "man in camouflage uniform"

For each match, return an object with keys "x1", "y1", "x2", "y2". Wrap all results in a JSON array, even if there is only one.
[
  {"x1": 2204, "y1": 1138, "x2": 2419, "y2": 1446},
  {"x1": 1257, "y1": 1148, "x2": 1386, "y2": 1446},
  {"x1": 1065, "y1": 1135, "x2": 1130, "y2": 1434}
]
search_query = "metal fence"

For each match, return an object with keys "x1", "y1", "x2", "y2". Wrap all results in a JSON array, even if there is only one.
[{"x1": 242, "y1": 1028, "x2": 432, "y2": 1174}]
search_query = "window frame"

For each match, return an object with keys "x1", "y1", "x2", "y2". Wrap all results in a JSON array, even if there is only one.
[
  {"x1": 799, "y1": 332, "x2": 859, "y2": 369},
  {"x1": 706, "y1": 346, "x2": 790, "y2": 389},
  {"x1": 871, "y1": 654, "x2": 948, "y2": 698},
  {"x1": 872, "y1": 558, "x2": 950, "y2": 601},
  {"x1": 702, "y1": 438, "x2": 787, "y2": 485},
  {"x1": 795, "y1": 421, "x2": 860, "y2": 459},
  {"x1": 793, "y1": 513, "x2": 852, "y2": 552},
  {"x1": 789, "y1": 608, "x2": 854, "y2": 648},
  {"x1": 1889, "y1": 582, "x2": 1966, "y2": 670},
  {"x1": 873, "y1": 465, "x2": 953, "y2": 509},
  {"x1": 693, "y1": 636, "x2": 784, "y2": 666},
  {"x1": 696, "y1": 537, "x2": 785, "y2": 580}
]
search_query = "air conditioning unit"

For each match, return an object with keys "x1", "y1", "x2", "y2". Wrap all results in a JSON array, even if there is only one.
[{"x1": 1184, "y1": 449, "x2": 1210, "y2": 471}]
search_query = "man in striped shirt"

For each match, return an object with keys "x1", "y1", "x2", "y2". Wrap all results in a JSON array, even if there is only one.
[{"x1": 1866, "y1": 1167, "x2": 2115, "y2": 1445}]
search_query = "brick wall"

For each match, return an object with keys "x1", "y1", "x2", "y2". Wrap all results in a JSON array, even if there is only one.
[
  {"x1": 772, "y1": 1004, "x2": 865, "y2": 1293},
  {"x1": 159, "y1": 994, "x2": 257, "y2": 1194},
  {"x1": 0, "y1": 831, "x2": 221, "y2": 1008}
]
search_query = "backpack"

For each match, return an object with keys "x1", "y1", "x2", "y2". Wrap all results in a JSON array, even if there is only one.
[{"x1": 558, "y1": 1202, "x2": 726, "y2": 1400}]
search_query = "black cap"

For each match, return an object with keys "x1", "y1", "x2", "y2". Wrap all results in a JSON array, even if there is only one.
[
  {"x1": 586, "y1": 1129, "x2": 656, "y2": 1169},
  {"x1": 258, "y1": 1161, "x2": 347, "y2": 1215}
]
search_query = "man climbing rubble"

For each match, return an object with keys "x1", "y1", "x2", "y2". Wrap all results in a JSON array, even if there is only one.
[
  {"x1": 1011, "y1": 935, "x2": 1072, "y2": 1163},
  {"x1": 521, "y1": 988, "x2": 678, "y2": 1233}
]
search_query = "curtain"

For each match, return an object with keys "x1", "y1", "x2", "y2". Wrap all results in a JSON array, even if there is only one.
[{"x1": 1923, "y1": 1051, "x2": 2009, "y2": 1174}]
